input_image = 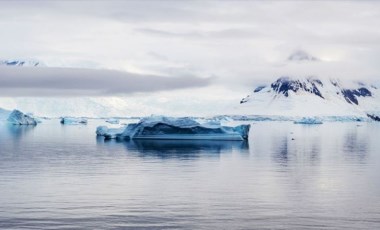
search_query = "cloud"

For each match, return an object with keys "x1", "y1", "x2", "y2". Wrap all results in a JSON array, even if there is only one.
[
  {"x1": 0, "y1": 0, "x2": 380, "y2": 104},
  {"x1": 0, "y1": 66, "x2": 213, "y2": 97}
]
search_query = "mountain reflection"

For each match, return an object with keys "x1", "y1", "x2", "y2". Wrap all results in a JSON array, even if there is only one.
[
  {"x1": 343, "y1": 130, "x2": 368, "y2": 162},
  {"x1": 272, "y1": 137, "x2": 289, "y2": 166},
  {"x1": 272, "y1": 135, "x2": 321, "y2": 167}
]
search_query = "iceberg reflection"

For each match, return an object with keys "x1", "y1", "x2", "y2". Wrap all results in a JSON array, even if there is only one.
[
  {"x1": 343, "y1": 130, "x2": 368, "y2": 162},
  {"x1": 98, "y1": 138, "x2": 249, "y2": 159},
  {"x1": 6, "y1": 124, "x2": 35, "y2": 140}
]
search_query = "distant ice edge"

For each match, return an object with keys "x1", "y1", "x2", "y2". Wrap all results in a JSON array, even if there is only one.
[{"x1": 210, "y1": 115, "x2": 371, "y2": 122}]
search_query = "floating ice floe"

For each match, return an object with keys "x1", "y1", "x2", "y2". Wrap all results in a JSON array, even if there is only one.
[
  {"x1": 97, "y1": 116, "x2": 250, "y2": 141},
  {"x1": 105, "y1": 118, "x2": 119, "y2": 124},
  {"x1": 294, "y1": 117, "x2": 323, "y2": 125},
  {"x1": 7, "y1": 109, "x2": 38, "y2": 125},
  {"x1": 60, "y1": 117, "x2": 87, "y2": 125}
]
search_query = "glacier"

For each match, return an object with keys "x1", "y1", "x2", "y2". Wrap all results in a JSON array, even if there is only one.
[
  {"x1": 294, "y1": 117, "x2": 323, "y2": 125},
  {"x1": 97, "y1": 116, "x2": 250, "y2": 141},
  {"x1": 7, "y1": 109, "x2": 38, "y2": 125},
  {"x1": 60, "y1": 117, "x2": 88, "y2": 125}
]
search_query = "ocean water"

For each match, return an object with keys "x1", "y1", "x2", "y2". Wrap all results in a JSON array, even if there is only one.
[{"x1": 0, "y1": 119, "x2": 379, "y2": 229}]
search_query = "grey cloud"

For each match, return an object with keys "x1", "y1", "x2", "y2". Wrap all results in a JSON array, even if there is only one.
[{"x1": 0, "y1": 67, "x2": 213, "y2": 97}]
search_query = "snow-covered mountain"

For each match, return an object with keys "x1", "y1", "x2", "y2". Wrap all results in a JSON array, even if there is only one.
[
  {"x1": 1, "y1": 57, "x2": 379, "y2": 119},
  {"x1": 0, "y1": 59, "x2": 43, "y2": 67},
  {"x1": 287, "y1": 50, "x2": 319, "y2": 62},
  {"x1": 237, "y1": 76, "x2": 380, "y2": 117}
]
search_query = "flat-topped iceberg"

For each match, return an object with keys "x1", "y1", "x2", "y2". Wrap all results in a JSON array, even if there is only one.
[
  {"x1": 294, "y1": 117, "x2": 323, "y2": 125},
  {"x1": 97, "y1": 116, "x2": 250, "y2": 141},
  {"x1": 60, "y1": 117, "x2": 87, "y2": 125},
  {"x1": 7, "y1": 109, "x2": 38, "y2": 125}
]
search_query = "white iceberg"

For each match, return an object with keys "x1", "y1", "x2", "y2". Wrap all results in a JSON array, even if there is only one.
[
  {"x1": 7, "y1": 109, "x2": 38, "y2": 125},
  {"x1": 97, "y1": 116, "x2": 250, "y2": 141},
  {"x1": 294, "y1": 117, "x2": 323, "y2": 125},
  {"x1": 105, "y1": 118, "x2": 119, "y2": 124},
  {"x1": 60, "y1": 117, "x2": 87, "y2": 125}
]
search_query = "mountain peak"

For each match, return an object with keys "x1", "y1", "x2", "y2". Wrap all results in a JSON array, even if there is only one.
[
  {"x1": 238, "y1": 76, "x2": 377, "y2": 117},
  {"x1": 0, "y1": 59, "x2": 43, "y2": 67},
  {"x1": 287, "y1": 50, "x2": 319, "y2": 62},
  {"x1": 270, "y1": 76, "x2": 324, "y2": 98}
]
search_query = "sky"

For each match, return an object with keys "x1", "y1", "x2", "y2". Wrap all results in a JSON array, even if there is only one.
[{"x1": 0, "y1": 0, "x2": 380, "y2": 116}]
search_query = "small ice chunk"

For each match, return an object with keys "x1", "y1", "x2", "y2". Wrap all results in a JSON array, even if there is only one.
[
  {"x1": 60, "y1": 117, "x2": 87, "y2": 125},
  {"x1": 106, "y1": 118, "x2": 119, "y2": 124}
]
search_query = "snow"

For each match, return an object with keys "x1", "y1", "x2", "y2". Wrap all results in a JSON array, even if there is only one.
[
  {"x1": 97, "y1": 116, "x2": 250, "y2": 141},
  {"x1": 60, "y1": 117, "x2": 88, "y2": 125},
  {"x1": 7, "y1": 109, "x2": 37, "y2": 125},
  {"x1": 294, "y1": 117, "x2": 323, "y2": 125}
]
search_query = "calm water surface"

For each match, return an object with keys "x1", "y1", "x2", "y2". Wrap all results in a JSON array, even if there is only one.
[{"x1": 0, "y1": 119, "x2": 379, "y2": 229}]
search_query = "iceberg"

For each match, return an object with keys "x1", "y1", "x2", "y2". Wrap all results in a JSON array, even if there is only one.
[
  {"x1": 60, "y1": 117, "x2": 87, "y2": 125},
  {"x1": 294, "y1": 117, "x2": 323, "y2": 125},
  {"x1": 105, "y1": 118, "x2": 119, "y2": 124},
  {"x1": 97, "y1": 116, "x2": 250, "y2": 141},
  {"x1": 7, "y1": 109, "x2": 38, "y2": 125},
  {"x1": 96, "y1": 126, "x2": 125, "y2": 139}
]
